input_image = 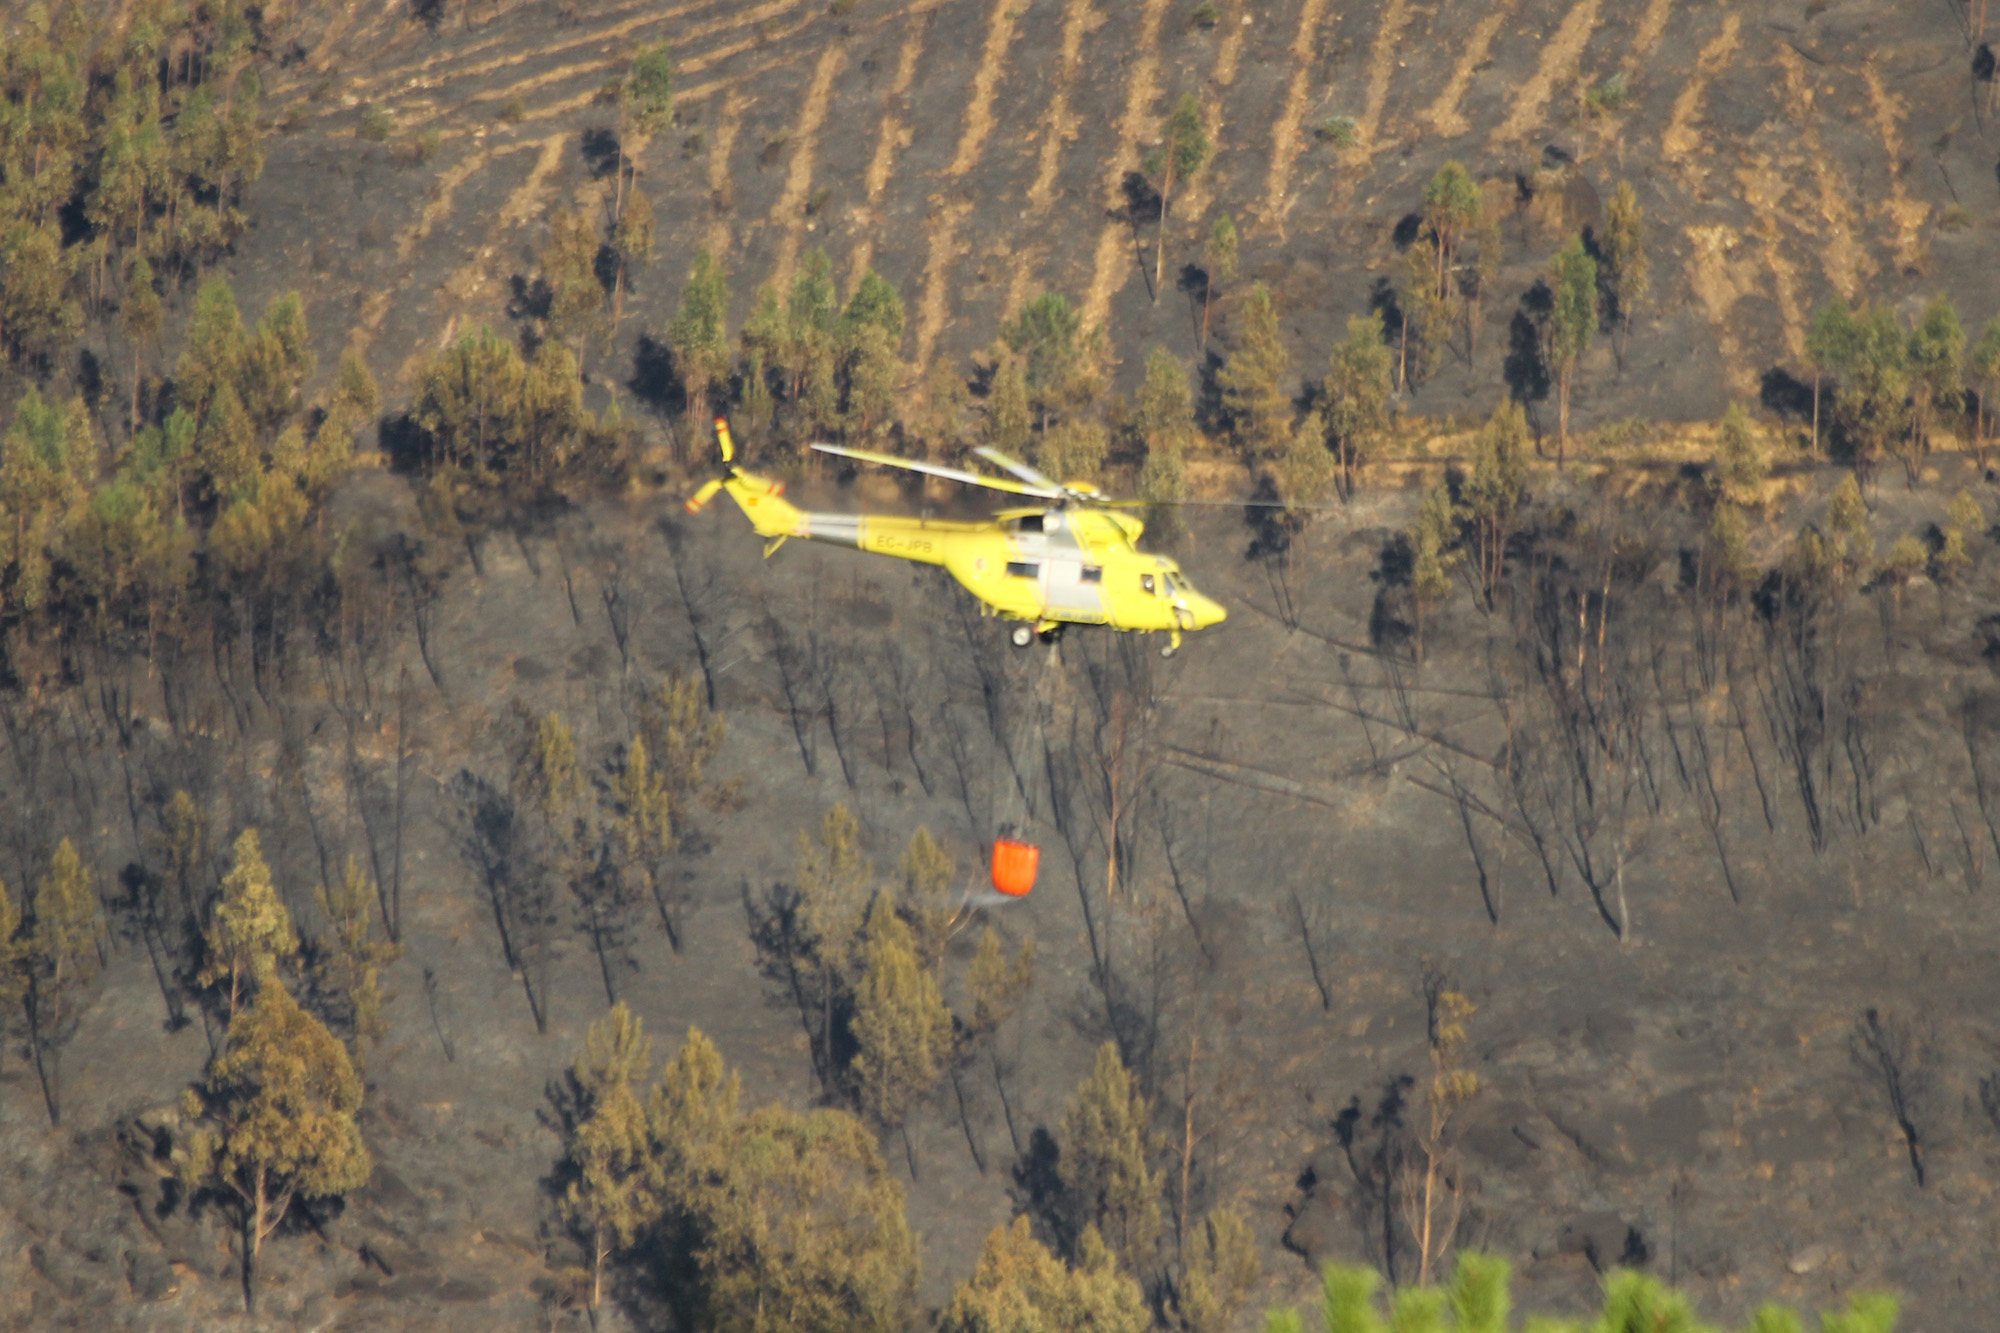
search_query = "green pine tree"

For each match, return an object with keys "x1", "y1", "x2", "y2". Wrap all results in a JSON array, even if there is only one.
[
  {"x1": 1324, "y1": 312, "x2": 1394, "y2": 498},
  {"x1": 1409, "y1": 480, "x2": 1460, "y2": 661},
  {"x1": 1201, "y1": 214, "x2": 1237, "y2": 350},
  {"x1": 1179, "y1": 1206, "x2": 1261, "y2": 1333},
  {"x1": 177, "y1": 975, "x2": 371, "y2": 1313},
  {"x1": 671, "y1": 249, "x2": 731, "y2": 423},
  {"x1": 199, "y1": 829, "x2": 298, "y2": 1022},
  {"x1": 1905, "y1": 295, "x2": 1964, "y2": 472},
  {"x1": 563, "y1": 1002, "x2": 661, "y2": 1312},
  {"x1": 22, "y1": 841, "x2": 102, "y2": 1125},
  {"x1": 1060, "y1": 1042, "x2": 1165, "y2": 1275},
  {"x1": 1461, "y1": 401, "x2": 1528, "y2": 608},
  {"x1": 1146, "y1": 93, "x2": 1212, "y2": 300},
  {"x1": 940, "y1": 1216, "x2": 1148, "y2": 1333},
  {"x1": 1549, "y1": 236, "x2": 1598, "y2": 465},
  {"x1": 852, "y1": 895, "x2": 953, "y2": 1176},
  {"x1": 1218, "y1": 283, "x2": 1291, "y2": 461}
]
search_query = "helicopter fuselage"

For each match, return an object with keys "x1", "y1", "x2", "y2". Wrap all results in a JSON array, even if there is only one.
[{"x1": 711, "y1": 468, "x2": 1227, "y2": 642}]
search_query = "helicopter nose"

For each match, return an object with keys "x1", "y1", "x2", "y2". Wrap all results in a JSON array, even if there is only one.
[{"x1": 1189, "y1": 594, "x2": 1227, "y2": 628}]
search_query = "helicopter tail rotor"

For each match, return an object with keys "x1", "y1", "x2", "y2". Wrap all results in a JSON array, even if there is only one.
[
  {"x1": 684, "y1": 417, "x2": 739, "y2": 512},
  {"x1": 684, "y1": 475, "x2": 727, "y2": 513}
]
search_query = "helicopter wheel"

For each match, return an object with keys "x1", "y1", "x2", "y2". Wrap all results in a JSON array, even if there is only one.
[
  {"x1": 1009, "y1": 624, "x2": 1034, "y2": 649},
  {"x1": 1159, "y1": 643, "x2": 1177, "y2": 658}
]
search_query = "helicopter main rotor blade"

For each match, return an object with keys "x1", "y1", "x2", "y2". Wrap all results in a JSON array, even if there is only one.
[
  {"x1": 812, "y1": 443, "x2": 1063, "y2": 498},
  {"x1": 971, "y1": 446, "x2": 1061, "y2": 492},
  {"x1": 1098, "y1": 497, "x2": 1351, "y2": 513}
]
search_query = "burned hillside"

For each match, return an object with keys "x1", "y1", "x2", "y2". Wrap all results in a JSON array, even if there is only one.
[{"x1": 1, "y1": 1, "x2": 1999, "y2": 1332}]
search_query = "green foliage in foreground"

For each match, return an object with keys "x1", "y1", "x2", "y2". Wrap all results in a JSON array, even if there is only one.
[{"x1": 1262, "y1": 1256, "x2": 1896, "y2": 1333}]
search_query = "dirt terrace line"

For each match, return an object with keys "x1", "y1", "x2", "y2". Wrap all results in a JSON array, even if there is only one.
[
  {"x1": 1660, "y1": 11, "x2": 1742, "y2": 163},
  {"x1": 401, "y1": 2, "x2": 878, "y2": 151},
  {"x1": 1173, "y1": 11, "x2": 1253, "y2": 233},
  {"x1": 1737, "y1": 149, "x2": 1808, "y2": 361},
  {"x1": 1210, "y1": 0, "x2": 1249, "y2": 88},
  {"x1": 1776, "y1": 44, "x2": 1871, "y2": 300},
  {"x1": 1348, "y1": 0, "x2": 1417, "y2": 166},
  {"x1": 322, "y1": 0, "x2": 748, "y2": 99},
  {"x1": 442, "y1": 5, "x2": 800, "y2": 114},
  {"x1": 1256, "y1": 0, "x2": 1331, "y2": 240},
  {"x1": 865, "y1": 2, "x2": 935, "y2": 204},
  {"x1": 768, "y1": 44, "x2": 849, "y2": 294},
  {"x1": 300, "y1": 0, "x2": 379, "y2": 76},
  {"x1": 1082, "y1": 0, "x2": 1170, "y2": 332},
  {"x1": 1489, "y1": 0, "x2": 1605, "y2": 144},
  {"x1": 358, "y1": 0, "x2": 817, "y2": 140},
  {"x1": 914, "y1": 0, "x2": 1027, "y2": 372},
  {"x1": 1682, "y1": 223, "x2": 1759, "y2": 400},
  {"x1": 328, "y1": 0, "x2": 407, "y2": 77},
  {"x1": 1620, "y1": 0, "x2": 1676, "y2": 75},
  {"x1": 706, "y1": 90, "x2": 746, "y2": 260},
  {"x1": 854, "y1": 0, "x2": 946, "y2": 291},
  {"x1": 947, "y1": 0, "x2": 1026, "y2": 178},
  {"x1": 1425, "y1": 0, "x2": 1518, "y2": 139},
  {"x1": 349, "y1": 133, "x2": 565, "y2": 384},
  {"x1": 1860, "y1": 63, "x2": 1930, "y2": 273},
  {"x1": 1027, "y1": 0, "x2": 1101, "y2": 210}
]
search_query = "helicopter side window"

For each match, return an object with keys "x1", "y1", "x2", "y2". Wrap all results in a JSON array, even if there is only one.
[
  {"x1": 1013, "y1": 516, "x2": 1044, "y2": 533},
  {"x1": 1140, "y1": 574, "x2": 1156, "y2": 595},
  {"x1": 1081, "y1": 566, "x2": 1103, "y2": 584},
  {"x1": 1006, "y1": 562, "x2": 1039, "y2": 578}
]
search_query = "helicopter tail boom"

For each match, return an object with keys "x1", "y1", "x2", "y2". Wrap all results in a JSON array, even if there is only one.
[{"x1": 700, "y1": 464, "x2": 980, "y2": 567}]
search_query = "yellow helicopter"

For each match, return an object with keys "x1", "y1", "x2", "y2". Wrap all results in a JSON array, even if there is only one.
[{"x1": 685, "y1": 419, "x2": 1228, "y2": 655}]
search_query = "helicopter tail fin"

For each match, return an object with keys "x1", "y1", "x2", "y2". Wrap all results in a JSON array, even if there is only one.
[{"x1": 715, "y1": 468, "x2": 803, "y2": 540}]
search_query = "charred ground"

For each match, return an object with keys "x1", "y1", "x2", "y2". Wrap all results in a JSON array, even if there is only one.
[{"x1": 5, "y1": 0, "x2": 2000, "y2": 1331}]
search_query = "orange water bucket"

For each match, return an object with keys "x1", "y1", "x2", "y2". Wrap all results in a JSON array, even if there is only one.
[{"x1": 990, "y1": 839, "x2": 1041, "y2": 897}]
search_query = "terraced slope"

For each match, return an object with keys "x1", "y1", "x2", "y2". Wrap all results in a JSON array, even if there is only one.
[{"x1": 239, "y1": 0, "x2": 1996, "y2": 432}]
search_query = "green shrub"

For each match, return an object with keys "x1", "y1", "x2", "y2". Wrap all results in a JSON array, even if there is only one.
[
  {"x1": 398, "y1": 129, "x2": 442, "y2": 167},
  {"x1": 358, "y1": 104, "x2": 393, "y2": 142},
  {"x1": 499, "y1": 96, "x2": 527, "y2": 125},
  {"x1": 1314, "y1": 115, "x2": 1358, "y2": 149},
  {"x1": 1583, "y1": 73, "x2": 1629, "y2": 117}
]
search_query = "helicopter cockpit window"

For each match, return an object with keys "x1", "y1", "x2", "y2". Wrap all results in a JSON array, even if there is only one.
[
  {"x1": 1081, "y1": 566, "x2": 1103, "y2": 583},
  {"x1": 1006, "y1": 562, "x2": 1040, "y2": 579},
  {"x1": 1140, "y1": 574, "x2": 1156, "y2": 595}
]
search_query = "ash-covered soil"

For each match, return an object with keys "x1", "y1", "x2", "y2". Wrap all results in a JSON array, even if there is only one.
[
  {"x1": 11, "y1": 449, "x2": 2000, "y2": 1330},
  {"x1": 7, "y1": 0, "x2": 2000, "y2": 1329}
]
